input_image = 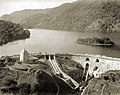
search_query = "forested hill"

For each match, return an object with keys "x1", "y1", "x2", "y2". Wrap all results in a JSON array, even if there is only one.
[
  {"x1": 0, "y1": 9, "x2": 49, "y2": 25},
  {"x1": 0, "y1": 20, "x2": 30, "y2": 45},
  {"x1": 1, "y1": 0, "x2": 120, "y2": 33}
]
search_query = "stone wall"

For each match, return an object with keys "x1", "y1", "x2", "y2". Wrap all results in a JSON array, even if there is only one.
[{"x1": 72, "y1": 54, "x2": 120, "y2": 77}]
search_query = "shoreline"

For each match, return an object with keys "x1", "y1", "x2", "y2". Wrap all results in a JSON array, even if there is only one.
[
  {"x1": 0, "y1": 36, "x2": 30, "y2": 46},
  {"x1": 77, "y1": 37, "x2": 115, "y2": 47},
  {"x1": 1, "y1": 52, "x2": 120, "y2": 60},
  {"x1": 77, "y1": 42, "x2": 114, "y2": 47}
]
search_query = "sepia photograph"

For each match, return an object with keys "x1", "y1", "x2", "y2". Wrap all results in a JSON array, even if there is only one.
[{"x1": 0, "y1": 0, "x2": 120, "y2": 95}]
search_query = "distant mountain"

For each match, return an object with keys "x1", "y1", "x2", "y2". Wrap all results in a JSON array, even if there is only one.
[
  {"x1": 0, "y1": 9, "x2": 49, "y2": 25},
  {"x1": 1, "y1": 0, "x2": 120, "y2": 33}
]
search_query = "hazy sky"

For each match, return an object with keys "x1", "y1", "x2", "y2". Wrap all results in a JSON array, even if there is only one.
[{"x1": 0, "y1": 0, "x2": 77, "y2": 16}]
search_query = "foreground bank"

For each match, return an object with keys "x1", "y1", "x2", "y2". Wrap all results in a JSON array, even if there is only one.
[
  {"x1": 82, "y1": 70, "x2": 120, "y2": 95},
  {"x1": 0, "y1": 50, "x2": 120, "y2": 95},
  {"x1": 0, "y1": 50, "x2": 84, "y2": 95}
]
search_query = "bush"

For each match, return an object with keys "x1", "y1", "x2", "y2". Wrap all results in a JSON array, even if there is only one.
[
  {"x1": 9, "y1": 84, "x2": 19, "y2": 93},
  {"x1": 19, "y1": 83, "x2": 31, "y2": 94},
  {"x1": 104, "y1": 76, "x2": 109, "y2": 81},
  {"x1": 1, "y1": 78, "x2": 17, "y2": 86},
  {"x1": 1, "y1": 85, "x2": 19, "y2": 94},
  {"x1": 31, "y1": 83, "x2": 39, "y2": 94},
  {"x1": 1, "y1": 87, "x2": 10, "y2": 93}
]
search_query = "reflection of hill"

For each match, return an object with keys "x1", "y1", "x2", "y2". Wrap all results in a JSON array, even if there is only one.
[{"x1": 1, "y1": 0, "x2": 120, "y2": 33}]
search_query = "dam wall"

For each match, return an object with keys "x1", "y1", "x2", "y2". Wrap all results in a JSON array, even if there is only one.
[
  {"x1": 8, "y1": 52, "x2": 120, "y2": 78},
  {"x1": 71, "y1": 54, "x2": 120, "y2": 77}
]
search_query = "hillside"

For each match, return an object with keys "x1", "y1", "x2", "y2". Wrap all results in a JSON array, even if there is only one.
[
  {"x1": 0, "y1": 9, "x2": 49, "y2": 26},
  {"x1": 0, "y1": 54, "x2": 84, "y2": 95},
  {"x1": 83, "y1": 70, "x2": 120, "y2": 95},
  {"x1": 0, "y1": 20, "x2": 30, "y2": 45},
  {"x1": 1, "y1": 0, "x2": 120, "y2": 33}
]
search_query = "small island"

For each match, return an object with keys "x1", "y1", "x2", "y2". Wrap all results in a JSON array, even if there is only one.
[
  {"x1": 77, "y1": 37, "x2": 115, "y2": 47},
  {"x1": 0, "y1": 20, "x2": 30, "y2": 45}
]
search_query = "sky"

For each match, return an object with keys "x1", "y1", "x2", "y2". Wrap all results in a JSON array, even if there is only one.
[{"x1": 0, "y1": 0, "x2": 77, "y2": 16}]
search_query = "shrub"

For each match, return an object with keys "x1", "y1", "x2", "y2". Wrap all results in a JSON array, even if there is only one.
[
  {"x1": 1, "y1": 87, "x2": 10, "y2": 93},
  {"x1": 104, "y1": 76, "x2": 109, "y2": 81},
  {"x1": 19, "y1": 83, "x2": 31, "y2": 94},
  {"x1": 1, "y1": 78, "x2": 17, "y2": 86},
  {"x1": 31, "y1": 83, "x2": 39, "y2": 94}
]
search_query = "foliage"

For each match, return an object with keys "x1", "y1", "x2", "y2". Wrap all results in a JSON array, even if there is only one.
[
  {"x1": 0, "y1": 20, "x2": 30, "y2": 45},
  {"x1": 83, "y1": 70, "x2": 120, "y2": 95},
  {"x1": 77, "y1": 37, "x2": 115, "y2": 45},
  {"x1": 1, "y1": 79, "x2": 17, "y2": 86},
  {"x1": 18, "y1": 83, "x2": 31, "y2": 94}
]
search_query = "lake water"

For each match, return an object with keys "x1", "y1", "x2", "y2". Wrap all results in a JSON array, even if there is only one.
[{"x1": 0, "y1": 29, "x2": 120, "y2": 58}]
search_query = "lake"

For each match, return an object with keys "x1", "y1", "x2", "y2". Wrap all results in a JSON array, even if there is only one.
[{"x1": 0, "y1": 29, "x2": 120, "y2": 58}]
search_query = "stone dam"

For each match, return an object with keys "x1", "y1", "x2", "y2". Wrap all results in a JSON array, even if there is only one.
[{"x1": 71, "y1": 53, "x2": 120, "y2": 77}]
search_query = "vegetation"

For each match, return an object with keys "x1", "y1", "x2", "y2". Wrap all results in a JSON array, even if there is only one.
[
  {"x1": 77, "y1": 37, "x2": 115, "y2": 46},
  {"x1": 56, "y1": 54, "x2": 84, "y2": 82},
  {"x1": 83, "y1": 70, "x2": 120, "y2": 95},
  {"x1": 0, "y1": 20, "x2": 30, "y2": 45},
  {"x1": 0, "y1": 54, "x2": 84, "y2": 95},
  {"x1": 1, "y1": 0, "x2": 120, "y2": 33}
]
